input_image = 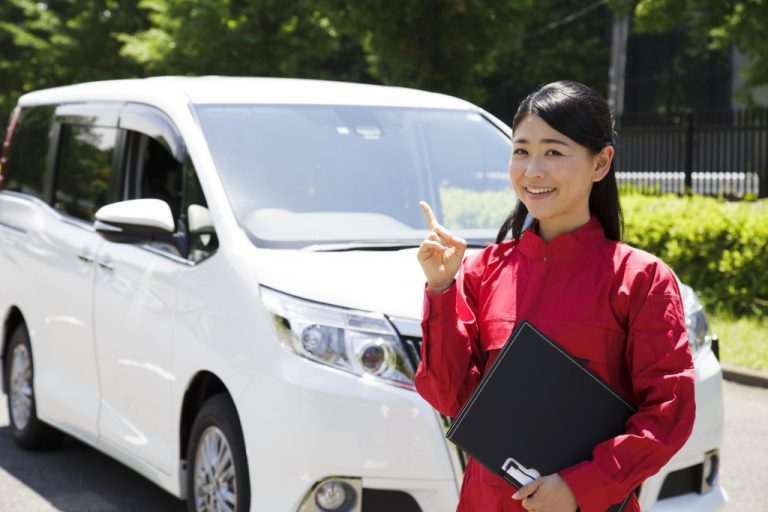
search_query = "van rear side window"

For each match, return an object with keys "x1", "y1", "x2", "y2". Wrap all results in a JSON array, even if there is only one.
[
  {"x1": 53, "y1": 123, "x2": 118, "y2": 221},
  {"x1": 2, "y1": 105, "x2": 55, "y2": 199}
]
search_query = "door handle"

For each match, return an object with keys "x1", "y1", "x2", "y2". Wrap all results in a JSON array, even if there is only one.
[
  {"x1": 98, "y1": 259, "x2": 114, "y2": 272},
  {"x1": 77, "y1": 252, "x2": 96, "y2": 264}
]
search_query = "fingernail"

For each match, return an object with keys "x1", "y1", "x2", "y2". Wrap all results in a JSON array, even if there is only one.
[{"x1": 511, "y1": 491, "x2": 520, "y2": 499}]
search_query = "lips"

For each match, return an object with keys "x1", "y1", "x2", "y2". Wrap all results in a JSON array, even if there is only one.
[{"x1": 525, "y1": 187, "x2": 555, "y2": 195}]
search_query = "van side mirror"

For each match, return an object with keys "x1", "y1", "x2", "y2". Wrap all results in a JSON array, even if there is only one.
[
  {"x1": 187, "y1": 204, "x2": 214, "y2": 234},
  {"x1": 94, "y1": 199, "x2": 175, "y2": 244}
]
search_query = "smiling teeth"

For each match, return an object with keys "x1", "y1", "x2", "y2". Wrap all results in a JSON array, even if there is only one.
[{"x1": 528, "y1": 187, "x2": 554, "y2": 194}]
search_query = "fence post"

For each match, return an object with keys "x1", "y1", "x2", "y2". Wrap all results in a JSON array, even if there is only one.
[{"x1": 683, "y1": 111, "x2": 694, "y2": 194}]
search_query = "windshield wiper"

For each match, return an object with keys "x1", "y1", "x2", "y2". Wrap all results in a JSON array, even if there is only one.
[{"x1": 303, "y1": 240, "x2": 491, "y2": 252}]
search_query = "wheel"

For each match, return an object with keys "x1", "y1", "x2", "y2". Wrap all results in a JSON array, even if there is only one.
[
  {"x1": 4, "y1": 324, "x2": 64, "y2": 449},
  {"x1": 187, "y1": 394, "x2": 250, "y2": 512}
]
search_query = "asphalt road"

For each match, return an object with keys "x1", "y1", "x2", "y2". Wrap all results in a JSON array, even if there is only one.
[
  {"x1": 1, "y1": 380, "x2": 766, "y2": 511},
  {"x1": 718, "y1": 380, "x2": 768, "y2": 511}
]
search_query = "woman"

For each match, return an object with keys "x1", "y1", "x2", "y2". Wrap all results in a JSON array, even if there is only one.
[{"x1": 415, "y1": 81, "x2": 695, "y2": 512}]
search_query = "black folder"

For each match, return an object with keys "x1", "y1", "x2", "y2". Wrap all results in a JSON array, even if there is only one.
[{"x1": 445, "y1": 320, "x2": 635, "y2": 511}]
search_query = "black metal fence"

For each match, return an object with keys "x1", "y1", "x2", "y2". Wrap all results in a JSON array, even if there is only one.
[{"x1": 614, "y1": 109, "x2": 768, "y2": 198}]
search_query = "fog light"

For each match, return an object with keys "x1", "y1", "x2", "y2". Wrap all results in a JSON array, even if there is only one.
[{"x1": 315, "y1": 480, "x2": 355, "y2": 511}]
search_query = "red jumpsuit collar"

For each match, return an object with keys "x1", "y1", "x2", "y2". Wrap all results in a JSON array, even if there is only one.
[{"x1": 518, "y1": 216, "x2": 606, "y2": 261}]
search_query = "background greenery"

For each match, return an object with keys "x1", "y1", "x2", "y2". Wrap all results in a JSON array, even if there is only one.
[
  {"x1": 2, "y1": 0, "x2": 768, "y2": 140},
  {"x1": 621, "y1": 193, "x2": 767, "y2": 371},
  {"x1": 711, "y1": 315, "x2": 768, "y2": 371},
  {"x1": 442, "y1": 187, "x2": 767, "y2": 318},
  {"x1": 621, "y1": 193, "x2": 768, "y2": 318}
]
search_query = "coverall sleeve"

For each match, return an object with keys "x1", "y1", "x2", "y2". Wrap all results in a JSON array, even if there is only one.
[
  {"x1": 414, "y1": 255, "x2": 486, "y2": 418},
  {"x1": 559, "y1": 262, "x2": 697, "y2": 511}
]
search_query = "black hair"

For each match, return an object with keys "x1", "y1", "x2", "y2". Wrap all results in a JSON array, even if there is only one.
[{"x1": 495, "y1": 80, "x2": 623, "y2": 243}]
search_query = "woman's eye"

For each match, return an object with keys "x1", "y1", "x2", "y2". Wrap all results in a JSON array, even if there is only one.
[
  {"x1": 513, "y1": 148, "x2": 528, "y2": 156},
  {"x1": 546, "y1": 149, "x2": 563, "y2": 156}
]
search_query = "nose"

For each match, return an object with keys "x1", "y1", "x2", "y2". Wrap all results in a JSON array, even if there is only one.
[{"x1": 524, "y1": 155, "x2": 545, "y2": 178}]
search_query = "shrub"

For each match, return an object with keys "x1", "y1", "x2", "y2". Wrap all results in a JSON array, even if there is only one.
[
  {"x1": 438, "y1": 186, "x2": 767, "y2": 316},
  {"x1": 621, "y1": 194, "x2": 768, "y2": 316}
]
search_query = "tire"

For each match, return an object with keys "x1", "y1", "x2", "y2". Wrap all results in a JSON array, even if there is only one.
[
  {"x1": 4, "y1": 324, "x2": 64, "y2": 450},
  {"x1": 187, "y1": 394, "x2": 250, "y2": 512}
]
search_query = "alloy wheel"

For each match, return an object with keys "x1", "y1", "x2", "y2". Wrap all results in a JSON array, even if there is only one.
[
  {"x1": 194, "y1": 426, "x2": 237, "y2": 512},
  {"x1": 9, "y1": 343, "x2": 33, "y2": 431}
]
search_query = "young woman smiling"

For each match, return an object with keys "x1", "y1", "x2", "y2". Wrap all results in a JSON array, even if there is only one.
[{"x1": 415, "y1": 81, "x2": 695, "y2": 512}]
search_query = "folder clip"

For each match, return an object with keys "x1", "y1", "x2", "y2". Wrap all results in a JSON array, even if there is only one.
[{"x1": 502, "y1": 457, "x2": 541, "y2": 486}]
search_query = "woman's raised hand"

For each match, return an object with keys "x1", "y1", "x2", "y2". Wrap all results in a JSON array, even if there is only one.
[{"x1": 417, "y1": 201, "x2": 468, "y2": 293}]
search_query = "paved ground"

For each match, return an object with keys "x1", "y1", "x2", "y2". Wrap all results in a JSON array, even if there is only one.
[
  {"x1": 718, "y1": 380, "x2": 768, "y2": 511},
  {"x1": 0, "y1": 393, "x2": 185, "y2": 511},
  {"x1": 0, "y1": 380, "x2": 766, "y2": 511}
]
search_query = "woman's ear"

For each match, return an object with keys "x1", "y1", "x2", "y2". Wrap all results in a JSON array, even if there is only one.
[{"x1": 592, "y1": 145, "x2": 614, "y2": 183}]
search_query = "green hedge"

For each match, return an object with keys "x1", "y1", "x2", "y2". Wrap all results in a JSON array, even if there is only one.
[
  {"x1": 622, "y1": 194, "x2": 768, "y2": 317},
  {"x1": 440, "y1": 186, "x2": 767, "y2": 316}
]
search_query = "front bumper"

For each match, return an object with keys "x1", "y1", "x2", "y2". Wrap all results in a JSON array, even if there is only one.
[
  {"x1": 647, "y1": 486, "x2": 728, "y2": 512},
  {"x1": 639, "y1": 346, "x2": 727, "y2": 511},
  {"x1": 237, "y1": 347, "x2": 459, "y2": 511}
]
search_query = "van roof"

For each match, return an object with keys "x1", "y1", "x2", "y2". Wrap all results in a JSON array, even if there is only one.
[{"x1": 18, "y1": 76, "x2": 475, "y2": 110}]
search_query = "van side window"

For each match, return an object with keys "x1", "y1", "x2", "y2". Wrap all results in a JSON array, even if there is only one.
[
  {"x1": 53, "y1": 123, "x2": 118, "y2": 221},
  {"x1": 182, "y1": 158, "x2": 218, "y2": 263},
  {"x1": 124, "y1": 132, "x2": 183, "y2": 224},
  {"x1": 3, "y1": 105, "x2": 55, "y2": 199}
]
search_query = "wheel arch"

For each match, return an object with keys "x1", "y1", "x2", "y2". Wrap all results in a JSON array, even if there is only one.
[
  {"x1": 2, "y1": 306, "x2": 26, "y2": 393},
  {"x1": 179, "y1": 370, "x2": 236, "y2": 465}
]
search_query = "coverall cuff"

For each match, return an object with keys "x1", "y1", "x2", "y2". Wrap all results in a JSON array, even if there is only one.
[
  {"x1": 559, "y1": 461, "x2": 614, "y2": 512},
  {"x1": 422, "y1": 281, "x2": 456, "y2": 319}
]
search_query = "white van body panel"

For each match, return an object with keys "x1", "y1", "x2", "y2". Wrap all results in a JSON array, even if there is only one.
[{"x1": 0, "y1": 195, "x2": 103, "y2": 443}]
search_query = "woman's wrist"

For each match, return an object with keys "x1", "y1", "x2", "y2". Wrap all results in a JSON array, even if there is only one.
[{"x1": 427, "y1": 280, "x2": 455, "y2": 294}]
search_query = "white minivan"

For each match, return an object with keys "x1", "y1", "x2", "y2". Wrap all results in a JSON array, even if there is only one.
[{"x1": 0, "y1": 77, "x2": 726, "y2": 511}]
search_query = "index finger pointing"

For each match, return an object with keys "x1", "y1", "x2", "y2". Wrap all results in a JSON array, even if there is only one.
[{"x1": 419, "y1": 201, "x2": 439, "y2": 230}]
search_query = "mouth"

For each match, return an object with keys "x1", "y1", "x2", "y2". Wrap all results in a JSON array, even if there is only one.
[{"x1": 525, "y1": 186, "x2": 556, "y2": 196}]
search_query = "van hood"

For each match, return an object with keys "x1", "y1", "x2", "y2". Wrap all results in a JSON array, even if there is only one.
[{"x1": 252, "y1": 247, "x2": 450, "y2": 321}]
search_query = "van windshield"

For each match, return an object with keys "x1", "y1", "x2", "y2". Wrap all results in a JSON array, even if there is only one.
[{"x1": 194, "y1": 104, "x2": 515, "y2": 248}]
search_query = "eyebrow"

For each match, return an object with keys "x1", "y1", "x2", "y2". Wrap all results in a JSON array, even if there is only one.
[{"x1": 512, "y1": 137, "x2": 570, "y2": 146}]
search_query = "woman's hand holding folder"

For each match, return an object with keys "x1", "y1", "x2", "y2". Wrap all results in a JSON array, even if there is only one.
[
  {"x1": 512, "y1": 474, "x2": 577, "y2": 512},
  {"x1": 417, "y1": 201, "x2": 468, "y2": 294}
]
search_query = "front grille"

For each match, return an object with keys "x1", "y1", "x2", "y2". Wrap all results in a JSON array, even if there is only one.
[
  {"x1": 362, "y1": 489, "x2": 422, "y2": 511},
  {"x1": 400, "y1": 335, "x2": 422, "y2": 372}
]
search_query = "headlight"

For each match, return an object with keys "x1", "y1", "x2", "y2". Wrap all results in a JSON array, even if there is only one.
[
  {"x1": 260, "y1": 286, "x2": 415, "y2": 388},
  {"x1": 680, "y1": 283, "x2": 711, "y2": 353}
]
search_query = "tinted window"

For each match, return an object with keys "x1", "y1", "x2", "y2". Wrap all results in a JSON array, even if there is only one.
[
  {"x1": 54, "y1": 124, "x2": 118, "y2": 221},
  {"x1": 3, "y1": 105, "x2": 55, "y2": 199},
  {"x1": 124, "y1": 131, "x2": 183, "y2": 222}
]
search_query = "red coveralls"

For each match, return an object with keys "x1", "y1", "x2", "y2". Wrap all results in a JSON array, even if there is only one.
[{"x1": 414, "y1": 217, "x2": 696, "y2": 512}]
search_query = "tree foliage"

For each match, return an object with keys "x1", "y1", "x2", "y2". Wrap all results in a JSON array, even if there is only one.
[
  {"x1": 0, "y1": 0, "x2": 619, "y2": 139},
  {"x1": 117, "y1": 0, "x2": 363, "y2": 79},
  {"x1": 630, "y1": 0, "x2": 768, "y2": 99},
  {"x1": 316, "y1": 0, "x2": 529, "y2": 104},
  {"x1": 3, "y1": 0, "x2": 765, "y2": 141}
]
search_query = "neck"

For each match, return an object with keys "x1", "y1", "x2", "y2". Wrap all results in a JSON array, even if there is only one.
[{"x1": 538, "y1": 213, "x2": 591, "y2": 243}]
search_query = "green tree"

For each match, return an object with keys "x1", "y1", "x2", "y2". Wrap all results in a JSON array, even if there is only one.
[
  {"x1": 0, "y1": 0, "x2": 146, "y2": 138},
  {"x1": 317, "y1": 0, "x2": 531, "y2": 104},
  {"x1": 117, "y1": 0, "x2": 364, "y2": 80},
  {"x1": 629, "y1": 0, "x2": 768, "y2": 97},
  {"x1": 1, "y1": 0, "x2": 620, "y2": 139}
]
